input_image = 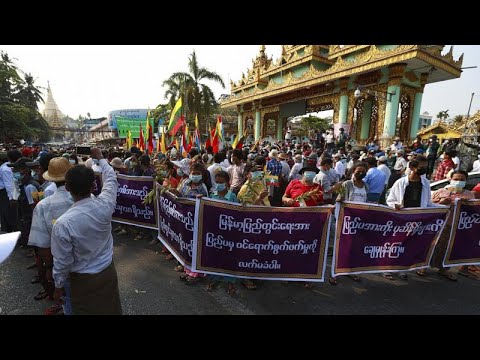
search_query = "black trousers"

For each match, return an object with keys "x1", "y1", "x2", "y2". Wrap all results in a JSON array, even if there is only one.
[{"x1": 0, "y1": 189, "x2": 17, "y2": 233}]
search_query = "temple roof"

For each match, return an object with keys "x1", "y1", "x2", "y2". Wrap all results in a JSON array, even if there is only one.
[{"x1": 222, "y1": 45, "x2": 464, "y2": 109}]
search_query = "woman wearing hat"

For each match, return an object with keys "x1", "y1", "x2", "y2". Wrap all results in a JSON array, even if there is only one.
[{"x1": 282, "y1": 167, "x2": 324, "y2": 207}]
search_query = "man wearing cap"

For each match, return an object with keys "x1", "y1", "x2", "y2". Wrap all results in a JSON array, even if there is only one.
[
  {"x1": 51, "y1": 148, "x2": 122, "y2": 315},
  {"x1": 8, "y1": 158, "x2": 41, "y2": 247},
  {"x1": 28, "y1": 157, "x2": 74, "y2": 308}
]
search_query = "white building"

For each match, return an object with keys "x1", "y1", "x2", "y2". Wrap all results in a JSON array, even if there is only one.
[{"x1": 418, "y1": 111, "x2": 433, "y2": 131}]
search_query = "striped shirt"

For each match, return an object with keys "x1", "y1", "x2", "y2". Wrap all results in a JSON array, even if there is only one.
[{"x1": 28, "y1": 186, "x2": 74, "y2": 248}]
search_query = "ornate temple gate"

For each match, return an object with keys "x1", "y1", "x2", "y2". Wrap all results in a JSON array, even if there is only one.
[{"x1": 222, "y1": 45, "x2": 463, "y2": 148}]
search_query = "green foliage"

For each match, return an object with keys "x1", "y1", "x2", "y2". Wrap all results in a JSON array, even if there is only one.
[
  {"x1": 0, "y1": 50, "x2": 50, "y2": 142},
  {"x1": 162, "y1": 50, "x2": 225, "y2": 134},
  {"x1": 298, "y1": 116, "x2": 330, "y2": 136}
]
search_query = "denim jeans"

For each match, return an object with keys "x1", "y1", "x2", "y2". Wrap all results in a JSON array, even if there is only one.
[{"x1": 62, "y1": 279, "x2": 72, "y2": 315}]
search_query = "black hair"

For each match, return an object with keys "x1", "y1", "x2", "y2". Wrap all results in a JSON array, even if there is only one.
[
  {"x1": 190, "y1": 162, "x2": 204, "y2": 174},
  {"x1": 320, "y1": 158, "x2": 333, "y2": 166},
  {"x1": 189, "y1": 148, "x2": 199, "y2": 158},
  {"x1": 213, "y1": 153, "x2": 223, "y2": 163},
  {"x1": 409, "y1": 155, "x2": 428, "y2": 168},
  {"x1": 451, "y1": 170, "x2": 468, "y2": 179},
  {"x1": 231, "y1": 149, "x2": 243, "y2": 160},
  {"x1": 7, "y1": 150, "x2": 22, "y2": 163},
  {"x1": 253, "y1": 156, "x2": 266, "y2": 167},
  {"x1": 365, "y1": 157, "x2": 377, "y2": 167},
  {"x1": 206, "y1": 146, "x2": 213, "y2": 154},
  {"x1": 353, "y1": 162, "x2": 368, "y2": 172},
  {"x1": 39, "y1": 153, "x2": 56, "y2": 172},
  {"x1": 164, "y1": 160, "x2": 175, "y2": 170},
  {"x1": 65, "y1": 165, "x2": 95, "y2": 197},
  {"x1": 139, "y1": 154, "x2": 150, "y2": 167},
  {"x1": 215, "y1": 170, "x2": 230, "y2": 183},
  {"x1": 130, "y1": 146, "x2": 139, "y2": 154}
]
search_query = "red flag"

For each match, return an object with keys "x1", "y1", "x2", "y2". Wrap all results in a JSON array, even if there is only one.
[
  {"x1": 139, "y1": 123, "x2": 145, "y2": 151},
  {"x1": 211, "y1": 126, "x2": 219, "y2": 153}
]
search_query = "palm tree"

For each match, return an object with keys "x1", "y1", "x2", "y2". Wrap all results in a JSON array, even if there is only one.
[
  {"x1": 162, "y1": 50, "x2": 225, "y2": 133},
  {"x1": 436, "y1": 110, "x2": 450, "y2": 122},
  {"x1": 16, "y1": 73, "x2": 44, "y2": 109}
]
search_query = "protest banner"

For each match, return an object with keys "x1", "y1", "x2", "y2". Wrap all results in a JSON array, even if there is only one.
[
  {"x1": 443, "y1": 200, "x2": 480, "y2": 268},
  {"x1": 192, "y1": 198, "x2": 333, "y2": 282},
  {"x1": 157, "y1": 188, "x2": 195, "y2": 269},
  {"x1": 111, "y1": 174, "x2": 157, "y2": 229},
  {"x1": 333, "y1": 202, "x2": 450, "y2": 276}
]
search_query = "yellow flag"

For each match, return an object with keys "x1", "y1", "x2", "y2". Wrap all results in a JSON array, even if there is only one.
[{"x1": 160, "y1": 128, "x2": 166, "y2": 153}]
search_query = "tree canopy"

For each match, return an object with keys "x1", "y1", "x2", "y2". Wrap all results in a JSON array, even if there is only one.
[{"x1": 0, "y1": 51, "x2": 50, "y2": 143}]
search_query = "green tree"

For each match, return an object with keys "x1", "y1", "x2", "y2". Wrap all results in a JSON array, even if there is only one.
[
  {"x1": 298, "y1": 116, "x2": 330, "y2": 136},
  {"x1": 436, "y1": 110, "x2": 450, "y2": 122},
  {"x1": 0, "y1": 51, "x2": 50, "y2": 142},
  {"x1": 162, "y1": 50, "x2": 225, "y2": 133}
]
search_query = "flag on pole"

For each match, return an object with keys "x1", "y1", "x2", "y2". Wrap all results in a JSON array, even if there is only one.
[
  {"x1": 194, "y1": 113, "x2": 201, "y2": 149},
  {"x1": 126, "y1": 129, "x2": 132, "y2": 150},
  {"x1": 139, "y1": 123, "x2": 145, "y2": 151},
  {"x1": 214, "y1": 116, "x2": 224, "y2": 141},
  {"x1": 167, "y1": 98, "x2": 184, "y2": 136},
  {"x1": 160, "y1": 128, "x2": 167, "y2": 153},
  {"x1": 184, "y1": 122, "x2": 192, "y2": 153},
  {"x1": 146, "y1": 111, "x2": 154, "y2": 154}
]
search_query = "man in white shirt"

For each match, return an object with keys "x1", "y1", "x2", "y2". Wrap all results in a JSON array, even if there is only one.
[
  {"x1": 451, "y1": 150, "x2": 460, "y2": 171},
  {"x1": 473, "y1": 154, "x2": 480, "y2": 172},
  {"x1": 288, "y1": 154, "x2": 303, "y2": 181},
  {"x1": 279, "y1": 153, "x2": 291, "y2": 179},
  {"x1": 333, "y1": 153, "x2": 345, "y2": 180},
  {"x1": 390, "y1": 137, "x2": 403, "y2": 152},
  {"x1": 207, "y1": 153, "x2": 227, "y2": 190},
  {"x1": 28, "y1": 157, "x2": 74, "y2": 308},
  {"x1": 377, "y1": 156, "x2": 391, "y2": 187},
  {"x1": 51, "y1": 148, "x2": 122, "y2": 315}
]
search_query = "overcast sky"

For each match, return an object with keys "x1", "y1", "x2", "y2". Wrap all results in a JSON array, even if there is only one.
[{"x1": 1, "y1": 45, "x2": 479, "y2": 119}]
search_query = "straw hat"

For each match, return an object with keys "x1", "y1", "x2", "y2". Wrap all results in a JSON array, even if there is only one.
[
  {"x1": 43, "y1": 157, "x2": 73, "y2": 182},
  {"x1": 110, "y1": 157, "x2": 124, "y2": 169}
]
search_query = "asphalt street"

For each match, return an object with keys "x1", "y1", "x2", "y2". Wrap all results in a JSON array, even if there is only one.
[{"x1": 2, "y1": 229, "x2": 480, "y2": 315}]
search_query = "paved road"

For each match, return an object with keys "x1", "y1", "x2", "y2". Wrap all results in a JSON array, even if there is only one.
[{"x1": 2, "y1": 231, "x2": 480, "y2": 315}]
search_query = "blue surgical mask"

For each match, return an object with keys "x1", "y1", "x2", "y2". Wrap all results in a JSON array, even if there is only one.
[
  {"x1": 93, "y1": 159, "x2": 100, "y2": 166},
  {"x1": 31, "y1": 170, "x2": 40, "y2": 181},
  {"x1": 216, "y1": 183, "x2": 227, "y2": 192},
  {"x1": 190, "y1": 174, "x2": 202, "y2": 183},
  {"x1": 450, "y1": 180, "x2": 466, "y2": 189},
  {"x1": 303, "y1": 171, "x2": 316, "y2": 181},
  {"x1": 69, "y1": 159, "x2": 76, "y2": 165},
  {"x1": 251, "y1": 171, "x2": 263, "y2": 181},
  {"x1": 13, "y1": 172, "x2": 24, "y2": 181}
]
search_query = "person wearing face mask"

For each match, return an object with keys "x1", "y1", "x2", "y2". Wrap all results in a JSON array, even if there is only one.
[
  {"x1": 473, "y1": 154, "x2": 480, "y2": 173},
  {"x1": 26, "y1": 153, "x2": 57, "y2": 200},
  {"x1": 336, "y1": 163, "x2": 369, "y2": 203},
  {"x1": 8, "y1": 158, "x2": 41, "y2": 248},
  {"x1": 69, "y1": 154, "x2": 79, "y2": 166},
  {"x1": 386, "y1": 155, "x2": 437, "y2": 280},
  {"x1": 282, "y1": 166, "x2": 323, "y2": 207},
  {"x1": 207, "y1": 153, "x2": 228, "y2": 191},
  {"x1": 414, "y1": 170, "x2": 476, "y2": 280},
  {"x1": 237, "y1": 163, "x2": 270, "y2": 206},
  {"x1": 313, "y1": 158, "x2": 340, "y2": 205},
  {"x1": 227, "y1": 149, "x2": 246, "y2": 195},
  {"x1": 28, "y1": 157, "x2": 74, "y2": 312},
  {"x1": 170, "y1": 162, "x2": 208, "y2": 199}
]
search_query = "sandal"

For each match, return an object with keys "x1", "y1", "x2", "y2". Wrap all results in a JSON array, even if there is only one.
[
  {"x1": 44, "y1": 304, "x2": 63, "y2": 316},
  {"x1": 303, "y1": 282, "x2": 314, "y2": 289},
  {"x1": 227, "y1": 284, "x2": 238, "y2": 295},
  {"x1": 133, "y1": 235, "x2": 143, "y2": 241},
  {"x1": 328, "y1": 276, "x2": 338, "y2": 286},
  {"x1": 382, "y1": 273, "x2": 394, "y2": 280},
  {"x1": 242, "y1": 279, "x2": 257, "y2": 290},
  {"x1": 165, "y1": 254, "x2": 174, "y2": 261},
  {"x1": 458, "y1": 269, "x2": 480, "y2": 280},
  {"x1": 467, "y1": 266, "x2": 480, "y2": 274},
  {"x1": 34, "y1": 291, "x2": 49, "y2": 301},
  {"x1": 174, "y1": 265, "x2": 184, "y2": 272},
  {"x1": 416, "y1": 269, "x2": 427, "y2": 276},
  {"x1": 179, "y1": 273, "x2": 188, "y2": 281},
  {"x1": 184, "y1": 276, "x2": 201, "y2": 285},
  {"x1": 206, "y1": 282, "x2": 216, "y2": 292},
  {"x1": 348, "y1": 275, "x2": 361, "y2": 282},
  {"x1": 438, "y1": 270, "x2": 457, "y2": 281}
]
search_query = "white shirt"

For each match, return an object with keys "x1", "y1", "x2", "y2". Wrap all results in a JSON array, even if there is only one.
[
  {"x1": 289, "y1": 162, "x2": 303, "y2": 181},
  {"x1": 386, "y1": 175, "x2": 438, "y2": 209},
  {"x1": 473, "y1": 159, "x2": 480, "y2": 173},
  {"x1": 326, "y1": 134, "x2": 334, "y2": 144},
  {"x1": 452, "y1": 156, "x2": 460, "y2": 171},
  {"x1": 390, "y1": 142, "x2": 403, "y2": 152},
  {"x1": 377, "y1": 164, "x2": 391, "y2": 186},
  {"x1": 51, "y1": 159, "x2": 118, "y2": 288},
  {"x1": 207, "y1": 163, "x2": 227, "y2": 189},
  {"x1": 44, "y1": 182, "x2": 57, "y2": 198},
  {"x1": 0, "y1": 162, "x2": 14, "y2": 200},
  {"x1": 220, "y1": 159, "x2": 230, "y2": 169},
  {"x1": 394, "y1": 157, "x2": 408, "y2": 172},
  {"x1": 28, "y1": 186, "x2": 74, "y2": 248},
  {"x1": 334, "y1": 161, "x2": 345, "y2": 178}
]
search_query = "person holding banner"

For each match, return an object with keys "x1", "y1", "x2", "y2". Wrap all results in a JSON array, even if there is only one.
[
  {"x1": 205, "y1": 170, "x2": 239, "y2": 294},
  {"x1": 282, "y1": 166, "x2": 323, "y2": 207},
  {"x1": 51, "y1": 148, "x2": 122, "y2": 315},
  {"x1": 422, "y1": 170, "x2": 477, "y2": 280},
  {"x1": 386, "y1": 155, "x2": 436, "y2": 280},
  {"x1": 238, "y1": 163, "x2": 270, "y2": 206}
]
